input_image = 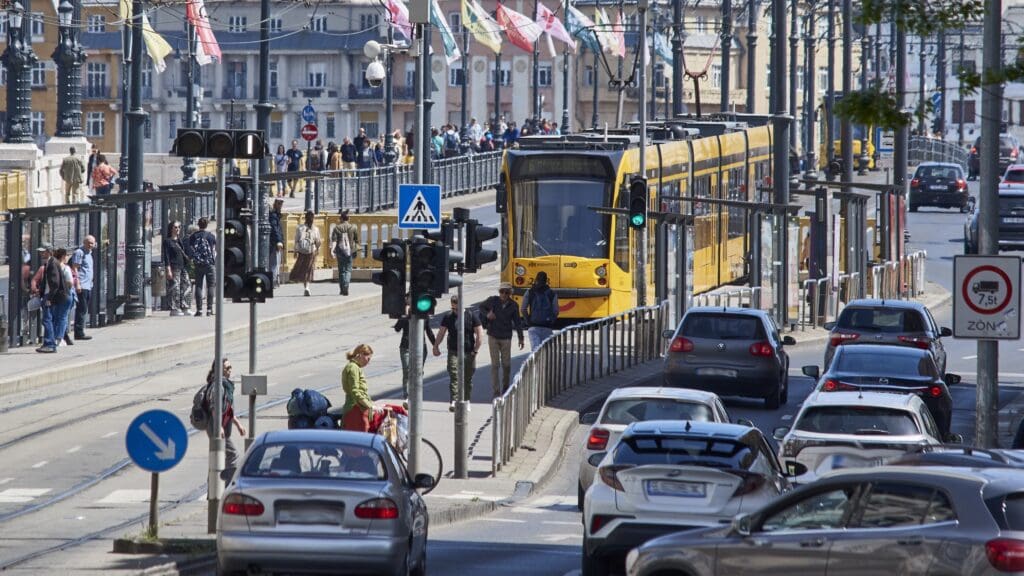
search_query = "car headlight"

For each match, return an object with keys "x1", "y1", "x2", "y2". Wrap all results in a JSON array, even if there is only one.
[{"x1": 625, "y1": 548, "x2": 640, "y2": 572}]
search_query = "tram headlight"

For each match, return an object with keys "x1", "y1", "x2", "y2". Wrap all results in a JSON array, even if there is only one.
[
  {"x1": 515, "y1": 264, "x2": 527, "y2": 276},
  {"x1": 595, "y1": 265, "x2": 607, "y2": 278}
]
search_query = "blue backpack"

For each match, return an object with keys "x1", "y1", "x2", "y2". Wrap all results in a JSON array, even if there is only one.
[{"x1": 527, "y1": 288, "x2": 556, "y2": 327}]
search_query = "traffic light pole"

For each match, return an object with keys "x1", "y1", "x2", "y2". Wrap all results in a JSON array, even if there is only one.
[
  {"x1": 208, "y1": 159, "x2": 227, "y2": 534},
  {"x1": 638, "y1": 0, "x2": 649, "y2": 306},
  {"x1": 408, "y1": 17, "x2": 427, "y2": 478},
  {"x1": 454, "y1": 218, "x2": 468, "y2": 479}
]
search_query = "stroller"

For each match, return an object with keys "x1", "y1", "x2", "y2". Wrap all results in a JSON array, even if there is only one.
[{"x1": 287, "y1": 388, "x2": 409, "y2": 453}]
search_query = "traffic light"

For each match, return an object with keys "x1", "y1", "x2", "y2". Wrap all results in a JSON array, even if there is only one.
[
  {"x1": 425, "y1": 221, "x2": 463, "y2": 294},
  {"x1": 243, "y1": 269, "x2": 273, "y2": 302},
  {"x1": 371, "y1": 240, "x2": 407, "y2": 318},
  {"x1": 408, "y1": 239, "x2": 438, "y2": 316},
  {"x1": 173, "y1": 128, "x2": 265, "y2": 159},
  {"x1": 629, "y1": 177, "x2": 648, "y2": 229},
  {"x1": 465, "y1": 219, "x2": 498, "y2": 273},
  {"x1": 223, "y1": 180, "x2": 250, "y2": 302}
]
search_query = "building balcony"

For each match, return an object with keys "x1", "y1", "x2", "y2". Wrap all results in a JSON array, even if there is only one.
[
  {"x1": 169, "y1": 87, "x2": 213, "y2": 99},
  {"x1": 83, "y1": 85, "x2": 111, "y2": 99},
  {"x1": 270, "y1": 85, "x2": 279, "y2": 99},
  {"x1": 116, "y1": 85, "x2": 154, "y2": 100},
  {"x1": 393, "y1": 85, "x2": 415, "y2": 100},
  {"x1": 349, "y1": 85, "x2": 383, "y2": 99},
  {"x1": 222, "y1": 85, "x2": 249, "y2": 100},
  {"x1": 290, "y1": 86, "x2": 340, "y2": 99}
]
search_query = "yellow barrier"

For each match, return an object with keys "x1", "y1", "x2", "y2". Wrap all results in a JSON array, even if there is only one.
[{"x1": 0, "y1": 170, "x2": 27, "y2": 211}]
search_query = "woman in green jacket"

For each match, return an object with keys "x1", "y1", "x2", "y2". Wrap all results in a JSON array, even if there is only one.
[{"x1": 341, "y1": 344, "x2": 378, "y2": 432}]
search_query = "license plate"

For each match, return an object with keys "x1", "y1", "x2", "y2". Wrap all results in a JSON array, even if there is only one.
[
  {"x1": 1003, "y1": 217, "x2": 1024, "y2": 224},
  {"x1": 697, "y1": 367, "x2": 738, "y2": 378},
  {"x1": 929, "y1": 185, "x2": 947, "y2": 191},
  {"x1": 277, "y1": 505, "x2": 344, "y2": 525},
  {"x1": 646, "y1": 480, "x2": 707, "y2": 498}
]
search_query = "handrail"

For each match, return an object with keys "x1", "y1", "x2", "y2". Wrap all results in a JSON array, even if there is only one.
[{"x1": 491, "y1": 301, "x2": 670, "y2": 473}]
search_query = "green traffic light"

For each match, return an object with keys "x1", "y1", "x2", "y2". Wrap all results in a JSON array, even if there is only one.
[
  {"x1": 631, "y1": 214, "x2": 646, "y2": 227},
  {"x1": 414, "y1": 296, "x2": 433, "y2": 313}
]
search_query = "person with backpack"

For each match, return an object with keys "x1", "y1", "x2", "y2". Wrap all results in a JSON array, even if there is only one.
[
  {"x1": 37, "y1": 248, "x2": 73, "y2": 353},
  {"x1": 192, "y1": 358, "x2": 246, "y2": 482},
  {"x1": 520, "y1": 271, "x2": 559, "y2": 350},
  {"x1": 187, "y1": 217, "x2": 217, "y2": 316},
  {"x1": 330, "y1": 209, "x2": 359, "y2": 296},
  {"x1": 443, "y1": 126, "x2": 460, "y2": 158},
  {"x1": 432, "y1": 295, "x2": 484, "y2": 412},
  {"x1": 289, "y1": 210, "x2": 321, "y2": 296}
]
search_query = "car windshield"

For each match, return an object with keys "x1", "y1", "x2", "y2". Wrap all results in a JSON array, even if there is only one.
[
  {"x1": 1005, "y1": 170, "x2": 1024, "y2": 183},
  {"x1": 999, "y1": 196, "x2": 1024, "y2": 214},
  {"x1": 834, "y1": 350, "x2": 937, "y2": 377},
  {"x1": 681, "y1": 313, "x2": 766, "y2": 340},
  {"x1": 512, "y1": 179, "x2": 611, "y2": 258},
  {"x1": 915, "y1": 166, "x2": 960, "y2": 179},
  {"x1": 613, "y1": 435, "x2": 755, "y2": 469},
  {"x1": 794, "y1": 406, "x2": 920, "y2": 436},
  {"x1": 836, "y1": 307, "x2": 926, "y2": 332},
  {"x1": 242, "y1": 441, "x2": 386, "y2": 480},
  {"x1": 601, "y1": 398, "x2": 715, "y2": 425}
]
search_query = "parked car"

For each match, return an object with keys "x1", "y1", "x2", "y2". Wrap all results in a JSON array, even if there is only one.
[
  {"x1": 1002, "y1": 164, "x2": 1024, "y2": 188},
  {"x1": 822, "y1": 298, "x2": 951, "y2": 375},
  {"x1": 582, "y1": 420, "x2": 788, "y2": 576},
  {"x1": 773, "y1": 391, "x2": 950, "y2": 484},
  {"x1": 577, "y1": 387, "x2": 733, "y2": 510},
  {"x1": 626, "y1": 466, "x2": 1024, "y2": 576},
  {"x1": 886, "y1": 445, "x2": 1024, "y2": 469},
  {"x1": 964, "y1": 185, "x2": 1024, "y2": 253},
  {"x1": 908, "y1": 162, "x2": 970, "y2": 212},
  {"x1": 969, "y1": 134, "x2": 1023, "y2": 180},
  {"x1": 803, "y1": 343, "x2": 960, "y2": 437},
  {"x1": 662, "y1": 307, "x2": 796, "y2": 409},
  {"x1": 217, "y1": 429, "x2": 434, "y2": 576}
]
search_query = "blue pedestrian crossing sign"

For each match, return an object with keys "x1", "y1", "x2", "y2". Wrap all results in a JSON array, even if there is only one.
[
  {"x1": 930, "y1": 92, "x2": 942, "y2": 109},
  {"x1": 125, "y1": 409, "x2": 188, "y2": 473},
  {"x1": 398, "y1": 184, "x2": 441, "y2": 231},
  {"x1": 301, "y1": 104, "x2": 317, "y2": 124}
]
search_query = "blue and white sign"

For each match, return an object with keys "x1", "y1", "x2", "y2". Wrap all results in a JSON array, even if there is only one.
[
  {"x1": 398, "y1": 184, "x2": 441, "y2": 231},
  {"x1": 930, "y1": 92, "x2": 942, "y2": 109},
  {"x1": 125, "y1": 409, "x2": 188, "y2": 473},
  {"x1": 301, "y1": 104, "x2": 317, "y2": 124}
]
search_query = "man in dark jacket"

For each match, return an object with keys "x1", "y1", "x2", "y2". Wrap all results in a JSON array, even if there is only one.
[
  {"x1": 480, "y1": 282, "x2": 524, "y2": 397},
  {"x1": 268, "y1": 198, "x2": 285, "y2": 287},
  {"x1": 340, "y1": 138, "x2": 357, "y2": 170},
  {"x1": 521, "y1": 271, "x2": 559, "y2": 350}
]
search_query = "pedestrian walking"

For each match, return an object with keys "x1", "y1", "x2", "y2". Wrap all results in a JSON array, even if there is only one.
[
  {"x1": 286, "y1": 140, "x2": 303, "y2": 197},
  {"x1": 86, "y1": 144, "x2": 99, "y2": 192},
  {"x1": 60, "y1": 147, "x2": 85, "y2": 204},
  {"x1": 290, "y1": 210, "x2": 321, "y2": 296},
  {"x1": 187, "y1": 217, "x2": 217, "y2": 316},
  {"x1": 268, "y1": 198, "x2": 285, "y2": 287},
  {"x1": 37, "y1": 248, "x2": 72, "y2": 353},
  {"x1": 394, "y1": 294, "x2": 436, "y2": 400},
  {"x1": 433, "y1": 295, "x2": 484, "y2": 411},
  {"x1": 91, "y1": 154, "x2": 117, "y2": 195},
  {"x1": 274, "y1": 144, "x2": 289, "y2": 197},
  {"x1": 340, "y1": 344, "x2": 380, "y2": 433},
  {"x1": 480, "y1": 282, "x2": 525, "y2": 397},
  {"x1": 330, "y1": 209, "x2": 358, "y2": 296},
  {"x1": 70, "y1": 235, "x2": 96, "y2": 339},
  {"x1": 162, "y1": 222, "x2": 192, "y2": 316},
  {"x1": 206, "y1": 358, "x2": 246, "y2": 482},
  {"x1": 520, "y1": 271, "x2": 559, "y2": 350}
]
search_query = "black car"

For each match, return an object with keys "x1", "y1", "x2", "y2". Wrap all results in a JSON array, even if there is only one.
[
  {"x1": 965, "y1": 188, "x2": 1024, "y2": 253},
  {"x1": 909, "y1": 162, "x2": 969, "y2": 212},
  {"x1": 969, "y1": 134, "x2": 1023, "y2": 180},
  {"x1": 802, "y1": 344, "x2": 960, "y2": 437}
]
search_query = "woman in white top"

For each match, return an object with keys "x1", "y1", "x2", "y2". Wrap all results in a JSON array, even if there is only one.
[{"x1": 288, "y1": 210, "x2": 322, "y2": 296}]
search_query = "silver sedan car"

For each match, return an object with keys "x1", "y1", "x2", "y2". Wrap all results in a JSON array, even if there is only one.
[{"x1": 217, "y1": 429, "x2": 434, "y2": 576}]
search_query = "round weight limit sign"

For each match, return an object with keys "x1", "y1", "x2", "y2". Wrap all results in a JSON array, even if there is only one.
[{"x1": 962, "y1": 265, "x2": 1013, "y2": 315}]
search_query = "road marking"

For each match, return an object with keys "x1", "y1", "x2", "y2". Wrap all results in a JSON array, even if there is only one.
[
  {"x1": 509, "y1": 507, "x2": 546, "y2": 514},
  {"x1": 528, "y1": 495, "x2": 576, "y2": 508},
  {"x1": 480, "y1": 518, "x2": 526, "y2": 524},
  {"x1": 0, "y1": 488, "x2": 51, "y2": 503},
  {"x1": 542, "y1": 520, "x2": 581, "y2": 526},
  {"x1": 102, "y1": 431, "x2": 118, "y2": 439},
  {"x1": 97, "y1": 489, "x2": 152, "y2": 504},
  {"x1": 31, "y1": 461, "x2": 48, "y2": 469},
  {"x1": 542, "y1": 534, "x2": 580, "y2": 542},
  {"x1": 0, "y1": 478, "x2": 13, "y2": 486},
  {"x1": 963, "y1": 355, "x2": 978, "y2": 360},
  {"x1": 66, "y1": 445, "x2": 81, "y2": 454},
  {"x1": 429, "y1": 493, "x2": 505, "y2": 502},
  {"x1": 781, "y1": 414, "x2": 793, "y2": 421},
  {"x1": 298, "y1": 372, "x2": 315, "y2": 379}
]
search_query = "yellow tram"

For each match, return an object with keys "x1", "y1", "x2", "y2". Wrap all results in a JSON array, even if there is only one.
[{"x1": 498, "y1": 118, "x2": 774, "y2": 321}]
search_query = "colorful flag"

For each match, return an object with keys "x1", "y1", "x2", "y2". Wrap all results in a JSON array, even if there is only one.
[
  {"x1": 186, "y1": 0, "x2": 222, "y2": 65},
  {"x1": 496, "y1": 3, "x2": 542, "y2": 53},
  {"x1": 119, "y1": 0, "x2": 173, "y2": 73},
  {"x1": 613, "y1": 11, "x2": 626, "y2": 58},
  {"x1": 462, "y1": 0, "x2": 503, "y2": 54},
  {"x1": 536, "y1": 2, "x2": 575, "y2": 51},
  {"x1": 385, "y1": 0, "x2": 413, "y2": 41},
  {"x1": 654, "y1": 31, "x2": 673, "y2": 68},
  {"x1": 565, "y1": 4, "x2": 599, "y2": 54},
  {"x1": 593, "y1": 8, "x2": 618, "y2": 56},
  {"x1": 430, "y1": 0, "x2": 461, "y2": 65}
]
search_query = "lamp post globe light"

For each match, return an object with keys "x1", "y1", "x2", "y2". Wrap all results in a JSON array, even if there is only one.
[
  {"x1": 2, "y1": 0, "x2": 38, "y2": 144},
  {"x1": 53, "y1": 0, "x2": 86, "y2": 138}
]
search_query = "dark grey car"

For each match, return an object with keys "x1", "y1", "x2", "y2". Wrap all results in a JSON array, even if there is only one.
[
  {"x1": 663, "y1": 308, "x2": 796, "y2": 409},
  {"x1": 909, "y1": 162, "x2": 969, "y2": 212},
  {"x1": 626, "y1": 466, "x2": 1024, "y2": 576}
]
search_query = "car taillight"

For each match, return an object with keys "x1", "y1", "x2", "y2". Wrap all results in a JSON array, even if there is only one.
[
  {"x1": 587, "y1": 428, "x2": 610, "y2": 450},
  {"x1": 987, "y1": 538, "x2": 1024, "y2": 572},
  {"x1": 910, "y1": 178, "x2": 920, "y2": 188},
  {"x1": 829, "y1": 331, "x2": 860, "y2": 347},
  {"x1": 670, "y1": 337, "x2": 694, "y2": 353},
  {"x1": 971, "y1": 146, "x2": 978, "y2": 155},
  {"x1": 222, "y1": 494, "x2": 265, "y2": 516},
  {"x1": 354, "y1": 498, "x2": 399, "y2": 519},
  {"x1": 732, "y1": 472, "x2": 767, "y2": 496},
  {"x1": 929, "y1": 385, "x2": 943, "y2": 398},
  {"x1": 957, "y1": 178, "x2": 967, "y2": 190},
  {"x1": 1013, "y1": 149, "x2": 1019, "y2": 158},
  {"x1": 898, "y1": 335, "x2": 932, "y2": 349},
  {"x1": 749, "y1": 341, "x2": 773, "y2": 357},
  {"x1": 822, "y1": 379, "x2": 858, "y2": 392},
  {"x1": 598, "y1": 465, "x2": 631, "y2": 491},
  {"x1": 591, "y1": 514, "x2": 631, "y2": 533}
]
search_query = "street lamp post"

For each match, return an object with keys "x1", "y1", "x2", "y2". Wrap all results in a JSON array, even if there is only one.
[
  {"x1": 671, "y1": 0, "x2": 683, "y2": 116},
  {"x1": 859, "y1": 19, "x2": 870, "y2": 174},
  {"x1": 592, "y1": 48, "x2": 599, "y2": 128},
  {"x1": 2, "y1": 0, "x2": 37, "y2": 144},
  {"x1": 181, "y1": 21, "x2": 198, "y2": 182},
  {"x1": 532, "y1": 0, "x2": 541, "y2": 124},
  {"x1": 803, "y1": 4, "x2": 817, "y2": 177},
  {"x1": 825, "y1": 0, "x2": 835, "y2": 180},
  {"x1": 561, "y1": 0, "x2": 571, "y2": 134},
  {"x1": 460, "y1": 23, "x2": 469, "y2": 132},
  {"x1": 494, "y1": 52, "x2": 502, "y2": 131},
  {"x1": 385, "y1": 26, "x2": 396, "y2": 164},
  {"x1": 918, "y1": 33, "x2": 926, "y2": 135},
  {"x1": 840, "y1": 0, "x2": 853, "y2": 182},
  {"x1": 53, "y1": 0, "x2": 85, "y2": 138},
  {"x1": 720, "y1": 0, "x2": 732, "y2": 112},
  {"x1": 788, "y1": 0, "x2": 798, "y2": 151},
  {"x1": 746, "y1": 0, "x2": 759, "y2": 113},
  {"x1": 124, "y1": 0, "x2": 148, "y2": 320}
]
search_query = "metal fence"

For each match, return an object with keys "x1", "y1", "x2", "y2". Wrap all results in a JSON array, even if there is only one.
[
  {"x1": 491, "y1": 301, "x2": 670, "y2": 473},
  {"x1": 909, "y1": 136, "x2": 969, "y2": 171}
]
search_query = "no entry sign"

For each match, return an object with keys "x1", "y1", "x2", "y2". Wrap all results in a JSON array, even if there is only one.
[
  {"x1": 300, "y1": 123, "x2": 318, "y2": 142},
  {"x1": 953, "y1": 255, "x2": 1021, "y2": 340}
]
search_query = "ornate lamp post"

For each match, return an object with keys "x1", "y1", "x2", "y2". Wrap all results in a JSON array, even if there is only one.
[
  {"x1": 53, "y1": 0, "x2": 85, "y2": 137},
  {"x1": 2, "y1": 0, "x2": 38, "y2": 144}
]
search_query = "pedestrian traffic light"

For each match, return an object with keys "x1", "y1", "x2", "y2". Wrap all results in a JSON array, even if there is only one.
[
  {"x1": 465, "y1": 219, "x2": 498, "y2": 273},
  {"x1": 408, "y1": 240, "x2": 437, "y2": 316},
  {"x1": 243, "y1": 269, "x2": 273, "y2": 302},
  {"x1": 629, "y1": 177, "x2": 648, "y2": 229},
  {"x1": 172, "y1": 128, "x2": 265, "y2": 159},
  {"x1": 223, "y1": 180, "x2": 250, "y2": 302},
  {"x1": 371, "y1": 240, "x2": 407, "y2": 318}
]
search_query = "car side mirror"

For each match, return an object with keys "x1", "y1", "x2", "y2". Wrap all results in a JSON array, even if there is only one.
[
  {"x1": 413, "y1": 473, "x2": 435, "y2": 490},
  {"x1": 823, "y1": 321, "x2": 836, "y2": 331},
  {"x1": 944, "y1": 373, "x2": 962, "y2": 386},
  {"x1": 580, "y1": 411, "x2": 599, "y2": 425},
  {"x1": 735, "y1": 418, "x2": 755, "y2": 427},
  {"x1": 945, "y1": 433, "x2": 964, "y2": 444},
  {"x1": 773, "y1": 426, "x2": 790, "y2": 441},
  {"x1": 940, "y1": 327, "x2": 953, "y2": 337},
  {"x1": 802, "y1": 365, "x2": 820, "y2": 379},
  {"x1": 662, "y1": 329, "x2": 675, "y2": 339},
  {"x1": 782, "y1": 335, "x2": 796, "y2": 346},
  {"x1": 732, "y1": 513, "x2": 753, "y2": 536}
]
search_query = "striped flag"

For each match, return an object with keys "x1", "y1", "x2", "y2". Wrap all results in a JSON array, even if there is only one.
[
  {"x1": 385, "y1": 0, "x2": 413, "y2": 41},
  {"x1": 612, "y1": 11, "x2": 626, "y2": 58},
  {"x1": 462, "y1": 0, "x2": 503, "y2": 54},
  {"x1": 593, "y1": 8, "x2": 618, "y2": 56},
  {"x1": 565, "y1": 4, "x2": 600, "y2": 54},
  {"x1": 430, "y1": 0, "x2": 461, "y2": 65},
  {"x1": 496, "y1": 3, "x2": 542, "y2": 53},
  {"x1": 185, "y1": 0, "x2": 221, "y2": 65},
  {"x1": 536, "y1": 2, "x2": 575, "y2": 52}
]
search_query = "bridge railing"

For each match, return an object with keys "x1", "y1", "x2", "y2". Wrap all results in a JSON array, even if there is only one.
[
  {"x1": 491, "y1": 301, "x2": 670, "y2": 473},
  {"x1": 908, "y1": 136, "x2": 969, "y2": 171}
]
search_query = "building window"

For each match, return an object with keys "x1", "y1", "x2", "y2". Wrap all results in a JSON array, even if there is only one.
[
  {"x1": 312, "y1": 15, "x2": 328, "y2": 32},
  {"x1": 228, "y1": 16, "x2": 247, "y2": 32},
  {"x1": 448, "y1": 12, "x2": 461, "y2": 34},
  {"x1": 695, "y1": 16, "x2": 707, "y2": 33},
  {"x1": 489, "y1": 60, "x2": 510, "y2": 86},
  {"x1": 307, "y1": 62, "x2": 326, "y2": 87},
  {"x1": 538, "y1": 63, "x2": 552, "y2": 87},
  {"x1": 144, "y1": 116, "x2": 152, "y2": 139},
  {"x1": 269, "y1": 61, "x2": 279, "y2": 97},
  {"x1": 228, "y1": 111, "x2": 246, "y2": 129},
  {"x1": 358, "y1": 111, "x2": 379, "y2": 138},
  {"x1": 270, "y1": 17, "x2": 282, "y2": 33},
  {"x1": 31, "y1": 62, "x2": 45, "y2": 87},
  {"x1": 0, "y1": 13, "x2": 7, "y2": 36},
  {"x1": 142, "y1": 57, "x2": 152, "y2": 88},
  {"x1": 0, "y1": 65, "x2": 6, "y2": 86},
  {"x1": 86, "y1": 62, "x2": 107, "y2": 97},
  {"x1": 818, "y1": 67, "x2": 828, "y2": 94},
  {"x1": 270, "y1": 119, "x2": 283, "y2": 140},
  {"x1": 86, "y1": 112, "x2": 105, "y2": 137},
  {"x1": 796, "y1": 65, "x2": 805, "y2": 92},
  {"x1": 326, "y1": 112, "x2": 335, "y2": 139},
  {"x1": 952, "y1": 100, "x2": 976, "y2": 124},
  {"x1": 711, "y1": 64, "x2": 721, "y2": 88},
  {"x1": 405, "y1": 63, "x2": 415, "y2": 87},
  {"x1": 200, "y1": 112, "x2": 211, "y2": 129},
  {"x1": 30, "y1": 112, "x2": 44, "y2": 137},
  {"x1": 359, "y1": 13, "x2": 379, "y2": 31},
  {"x1": 168, "y1": 112, "x2": 176, "y2": 136},
  {"x1": 30, "y1": 12, "x2": 43, "y2": 38},
  {"x1": 584, "y1": 65, "x2": 595, "y2": 86},
  {"x1": 87, "y1": 14, "x2": 105, "y2": 33},
  {"x1": 449, "y1": 67, "x2": 464, "y2": 87}
]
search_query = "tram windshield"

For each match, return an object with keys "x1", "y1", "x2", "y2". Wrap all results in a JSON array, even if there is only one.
[{"x1": 512, "y1": 179, "x2": 612, "y2": 259}]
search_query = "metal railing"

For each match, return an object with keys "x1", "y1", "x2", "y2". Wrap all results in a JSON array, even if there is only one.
[
  {"x1": 866, "y1": 250, "x2": 928, "y2": 300},
  {"x1": 798, "y1": 275, "x2": 833, "y2": 330},
  {"x1": 689, "y1": 286, "x2": 764, "y2": 310},
  {"x1": 491, "y1": 301, "x2": 670, "y2": 473},
  {"x1": 908, "y1": 136, "x2": 969, "y2": 171}
]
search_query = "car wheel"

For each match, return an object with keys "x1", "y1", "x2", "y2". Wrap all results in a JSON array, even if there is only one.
[
  {"x1": 960, "y1": 203, "x2": 969, "y2": 214},
  {"x1": 394, "y1": 546, "x2": 412, "y2": 576},
  {"x1": 964, "y1": 240, "x2": 975, "y2": 254},
  {"x1": 780, "y1": 372, "x2": 789, "y2": 405},
  {"x1": 764, "y1": 386, "x2": 781, "y2": 410},
  {"x1": 577, "y1": 482, "x2": 585, "y2": 512},
  {"x1": 910, "y1": 204, "x2": 919, "y2": 213},
  {"x1": 411, "y1": 536, "x2": 427, "y2": 576},
  {"x1": 581, "y1": 541, "x2": 609, "y2": 576}
]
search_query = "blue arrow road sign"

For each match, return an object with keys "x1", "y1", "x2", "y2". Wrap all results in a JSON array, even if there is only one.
[
  {"x1": 301, "y1": 104, "x2": 317, "y2": 124},
  {"x1": 126, "y1": 409, "x2": 188, "y2": 473},
  {"x1": 398, "y1": 184, "x2": 442, "y2": 231},
  {"x1": 931, "y1": 92, "x2": 942, "y2": 109}
]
